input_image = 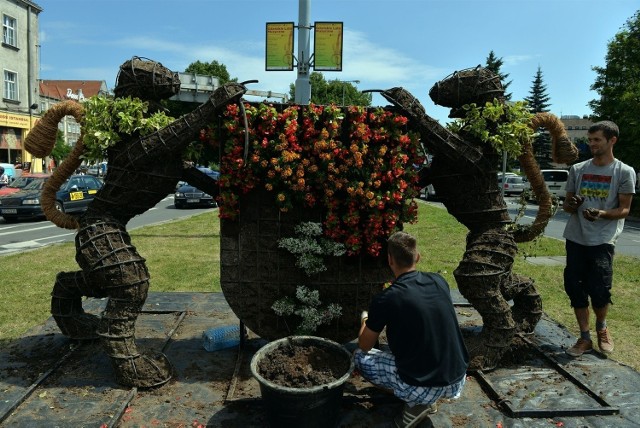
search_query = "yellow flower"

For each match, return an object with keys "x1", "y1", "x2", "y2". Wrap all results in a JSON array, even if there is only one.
[
  {"x1": 265, "y1": 183, "x2": 273, "y2": 191},
  {"x1": 277, "y1": 193, "x2": 286, "y2": 202}
]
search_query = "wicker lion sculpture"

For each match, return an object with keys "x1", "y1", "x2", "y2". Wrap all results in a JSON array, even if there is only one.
[
  {"x1": 380, "y1": 66, "x2": 578, "y2": 371},
  {"x1": 24, "y1": 57, "x2": 246, "y2": 387}
]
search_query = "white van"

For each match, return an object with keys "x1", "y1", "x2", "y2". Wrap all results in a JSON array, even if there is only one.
[{"x1": 541, "y1": 169, "x2": 569, "y2": 199}]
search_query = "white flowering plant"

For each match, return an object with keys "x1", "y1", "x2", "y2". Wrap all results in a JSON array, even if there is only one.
[
  {"x1": 271, "y1": 286, "x2": 343, "y2": 335},
  {"x1": 278, "y1": 221, "x2": 346, "y2": 277}
]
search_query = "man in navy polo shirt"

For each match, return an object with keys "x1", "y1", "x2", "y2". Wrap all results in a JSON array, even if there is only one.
[{"x1": 355, "y1": 231, "x2": 469, "y2": 428}]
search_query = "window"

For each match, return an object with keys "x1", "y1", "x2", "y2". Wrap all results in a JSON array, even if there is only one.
[
  {"x1": 4, "y1": 70, "x2": 18, "y2": 101},
  {"x1": 3, "y1": 15, "x2": 16, "y2": 47}
]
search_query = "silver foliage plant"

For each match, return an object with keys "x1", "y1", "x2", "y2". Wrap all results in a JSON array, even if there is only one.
[
  {"x1": 271, "y1": 286, "x2": 343, "y2": 335},
  {"x1": 278, "y1": 221, "x2": 346, "y2": 277},
  {"x1": 273, "y1": 222, "x2": 345, "y2": 334}
]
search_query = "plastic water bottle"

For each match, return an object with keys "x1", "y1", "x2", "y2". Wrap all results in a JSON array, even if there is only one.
[{"x1": 202, "y1": 324, "x2": 241, "y2": 351}]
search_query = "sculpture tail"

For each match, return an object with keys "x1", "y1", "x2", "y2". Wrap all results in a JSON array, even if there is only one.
[{"x1": 25, "y1": 101, "x2": 86, "y2": 230}]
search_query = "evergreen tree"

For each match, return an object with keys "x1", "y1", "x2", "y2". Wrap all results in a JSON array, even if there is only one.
[
  {"x1": 589, "y1": 11, "x2": 640, "y2": 169},
  {"x1": 525, "y1": 66, "x2": 553, "y2": 167},
  {"x1": 485, "y1": 50, "x2": 512, "y2": 100},
  {"x1": 524, "y1": 66, "x2": 551, "y2": 113}
]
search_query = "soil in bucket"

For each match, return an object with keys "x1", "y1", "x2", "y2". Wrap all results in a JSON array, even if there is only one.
[{"x1": 251, "y1": 336, "x2": 354, "y2": 428}]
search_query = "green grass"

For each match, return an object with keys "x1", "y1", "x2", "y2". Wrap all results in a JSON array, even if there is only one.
[{"x1": 1, "y1": 202, "x2": 638, "y2": 370}]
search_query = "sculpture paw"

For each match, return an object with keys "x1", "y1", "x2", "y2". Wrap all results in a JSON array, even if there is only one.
[
  {"x1": 113, "y1": 352, "x2": 173, "y2": 388},
  {"x1": 211, "y1": 82, "x2": 247, "y2": 107},
  {"x1": 380, "y1": 87, "x2": 426, "y2": 119}
]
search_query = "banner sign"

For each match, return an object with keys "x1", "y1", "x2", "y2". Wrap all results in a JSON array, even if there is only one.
[
  {"x1": 265, "y1": 22, "x2": 294, "y2": 71},
  {"x1": 313, "y1": 22, "x2": 343, "y2": 71}
]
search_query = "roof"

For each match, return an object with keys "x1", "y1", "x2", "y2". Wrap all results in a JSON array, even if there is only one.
[{"x1": 39, "y1": 80, "x2": 109, "y2": 101}]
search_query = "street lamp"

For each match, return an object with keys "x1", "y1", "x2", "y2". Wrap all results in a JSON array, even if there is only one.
[{"x1": 340, "y1": 80, "x2": 360, "y2": 106}]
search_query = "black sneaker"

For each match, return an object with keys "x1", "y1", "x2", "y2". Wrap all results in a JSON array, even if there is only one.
[{"x1": 393, "y1": 402, "x2": 437, "y2": 428}]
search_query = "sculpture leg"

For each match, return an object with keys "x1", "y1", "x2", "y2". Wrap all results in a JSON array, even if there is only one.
[
  {"x1": 76, "y1": 217, "x2": 172, "y2": 388},
  {"x1": 500, "y1": 273, "x2": 543, "y2": 334},
  {"x1": 454, "y1": 229, "x2": 517, "y2": 371},
  {"x1": 51, "y1": 270, "x2": 101, "y2": 339},
  {"x1": 98, "y1": 280, "x2": 172, "y2": 388}
]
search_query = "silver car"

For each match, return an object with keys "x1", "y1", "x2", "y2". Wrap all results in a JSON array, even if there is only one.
[{"x1": 501, "y1": 176, "x2": 527, "y2": 196}]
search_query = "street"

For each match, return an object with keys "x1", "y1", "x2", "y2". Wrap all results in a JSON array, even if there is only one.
[
  {"x1": 0, "y1": 196, "x2": 216, "y2": 256},
  {"x1": 1, "y1": 196, "x2": 639, "y2": 258},
  {"x1": 423, "y1": 197, "x2": 640, "y2": 258}
]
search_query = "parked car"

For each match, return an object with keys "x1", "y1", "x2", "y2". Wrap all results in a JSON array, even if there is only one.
[
  {"x1": 0, "y1": 173, "x2": 51, "y2": 197},
  {"x1": 174, "y1": 167, "x2": 220, "y2": 209},
  {"x1": 419, "y1": 184, "x2": 437, "y2": 200},
  {"x1": 541, "y1": 169, "x2": 569, "y2": 199},
  {"x1": 0, "y1": 175, "x2": 103, "y2": 222},
  {"x1": 500, "y1": 176, "x2": 528, "y2": 196}
]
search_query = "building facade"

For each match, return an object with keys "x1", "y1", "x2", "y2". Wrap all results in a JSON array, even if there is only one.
[
  {"x1": 561, "y1": 115, "x2": 593, "y2": 161},
  {"x1": 39, "y1": 80, "x2": 109, "y2": 148},
  {"x1": 1, "y1": 0, "x2": 41, "y2": 169}
]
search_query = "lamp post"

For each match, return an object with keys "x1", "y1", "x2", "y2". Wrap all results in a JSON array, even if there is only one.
[{"x1": 340, "y1": 80, "x2": 360, "y2": 106}]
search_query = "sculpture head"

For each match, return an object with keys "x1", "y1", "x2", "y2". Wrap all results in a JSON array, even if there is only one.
[
  {"x1": 429, "y1": 66, "x2": 504, "y2": 118},
  {"x1": 114, "y1": 56, "x2": 181, "y2": 102}
]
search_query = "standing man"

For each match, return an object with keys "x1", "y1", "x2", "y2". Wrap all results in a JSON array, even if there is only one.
[
  {"x1": 563, "y1": 120, "x2": 635, "y2": 357},
  {"x1": 355, "y1": 231, "x2": 468, "y2": 428}
]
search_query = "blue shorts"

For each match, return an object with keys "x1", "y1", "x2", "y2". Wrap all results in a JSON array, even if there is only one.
[
  {"x1": 354, "y1": 348, "x2": 466, "y2": 407},
  {"x1": 564, "y1": 240, "x2": 614, "y2": 309}
]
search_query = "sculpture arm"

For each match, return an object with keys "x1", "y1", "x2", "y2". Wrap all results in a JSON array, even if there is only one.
[{"x1": 380, "y1": 87, "x2": 490, "y2": 170}]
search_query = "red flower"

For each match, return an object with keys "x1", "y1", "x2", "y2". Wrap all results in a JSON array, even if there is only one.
[{"x1": 212, "y1": 103, "x2": 423, "y2": 255}]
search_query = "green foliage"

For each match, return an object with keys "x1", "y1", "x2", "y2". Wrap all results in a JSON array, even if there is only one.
[
  {"x1": 589, "y1": 11, "x2": 640, "y2": 169},
  {"x1": 278, "y1": 222, "x2": 346, "y2": 276},
  {"x1": 271, "y1": 285, "x2": 343, "y2": 334},
  {"x1": 447, "y1": 99, "x2": 535, "y2": 157},
  {"x1": 185, "y1": 59, "x2": 235, "y2": 84},
  {"x1": 50, "y1": 130, "x2": 71, "y2": 163},
  {"x1": 82, "y1": 95, "x2": 175, "y2": 163}
]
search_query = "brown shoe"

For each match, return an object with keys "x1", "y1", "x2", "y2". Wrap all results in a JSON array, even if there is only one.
[
  {"x1": 566, "y1": 338, "x2": 593, "y2": 357},
  {"x1": 597, "y1": 328, "x2": 614, "y2": 354}
]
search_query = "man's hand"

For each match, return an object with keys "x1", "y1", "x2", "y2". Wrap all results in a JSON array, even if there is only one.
[
  {"x1": 584, "y1": 207, "x2": 601, "y2": 222},
  {"x1": 566, "y1": 195, "x2": 584, "y2": 211}
]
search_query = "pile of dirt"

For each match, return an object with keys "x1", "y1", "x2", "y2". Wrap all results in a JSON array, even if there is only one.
[{"x1": 257, "y1": 343, "x2": 351, "y2": 388}]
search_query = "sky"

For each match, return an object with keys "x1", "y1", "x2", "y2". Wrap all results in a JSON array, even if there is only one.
[{"x1": 35, "y1": 0, "x2": 638, "y2": 123}]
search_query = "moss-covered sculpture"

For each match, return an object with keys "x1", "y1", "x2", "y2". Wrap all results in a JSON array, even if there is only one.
[{"x1": 25, "y1": 57, "x2": 246, "y2": 387}]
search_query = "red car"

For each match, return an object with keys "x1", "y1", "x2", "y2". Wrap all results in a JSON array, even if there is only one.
[{"x1": 0, "y1": 173, "x2": 51, "y2": 197}]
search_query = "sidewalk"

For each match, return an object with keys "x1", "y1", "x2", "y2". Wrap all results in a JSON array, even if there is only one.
[{"x1": 1, "y1": 291, "x2": 639, "y2": 427}]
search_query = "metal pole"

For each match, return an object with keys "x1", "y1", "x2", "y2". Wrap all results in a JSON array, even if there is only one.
[
  {"x1": 501, "y1": 151, "x2": 507, "y2": 198},
  {"x1": 294, "y1": 0, "x2": 311, "y2": 105}
]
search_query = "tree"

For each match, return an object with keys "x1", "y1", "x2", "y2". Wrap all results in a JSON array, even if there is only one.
[
  {"x1": 525, "y1": 66, "x2": 553, "y2": 168},
  {"x1": 524, "y1": 66, "x2": 551, "y2": 113},
  {"x1": 50, "y1": 130, "x2": 71, "y2": 165},
  {"x1": 184, "y1": 60, "x2": 236, "y2": 84},
  {"x1": 288, "y1": 72, "x2": 372, "y2": 106},
  {"x1": 589, "y1": 11, "x2": 640, "y2": 169},
  {"x1": 485, "y1": 50, "x2": 512, "y2": 100}
]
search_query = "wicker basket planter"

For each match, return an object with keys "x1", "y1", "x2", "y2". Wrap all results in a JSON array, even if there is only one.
[{"x1": 220, "y1": 189, "x2": 392, "y2": 343}]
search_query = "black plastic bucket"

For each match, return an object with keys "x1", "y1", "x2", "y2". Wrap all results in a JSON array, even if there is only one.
[{"x1": 250, "y1": 336, "x2": 354, "y2": 428}]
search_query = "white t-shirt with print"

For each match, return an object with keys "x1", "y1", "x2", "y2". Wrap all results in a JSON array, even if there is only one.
[{"x1": 563, "y1": 159, "x2": 636, "y2": 246}]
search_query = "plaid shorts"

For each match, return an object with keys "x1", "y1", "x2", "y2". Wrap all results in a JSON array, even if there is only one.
[{"x1": 354, "y1": 348, "x2": 466, "y2": 407}]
